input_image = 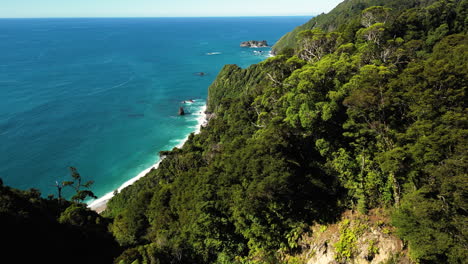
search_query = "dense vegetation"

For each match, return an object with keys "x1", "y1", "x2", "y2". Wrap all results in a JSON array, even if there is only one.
[
  {"x1": 0, "y1": 171, "x2": 121, "y2": 263},
  {"x1": 105, "y1": 0, "x2": 467, "y2": 263},
  {"x1": 2, "y1": 0, "x2": 466, "y2": 263},
  {"x1": 272, "y1": 0, "x2": 465, "y2": 53}
]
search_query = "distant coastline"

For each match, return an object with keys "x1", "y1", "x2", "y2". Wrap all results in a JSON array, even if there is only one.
[
  {"x1": 1, "y1": 16, "x2": 308, "y2": 203},
  {"x1": 89, "y1": 104, "x2": 208, "y2": 213}
]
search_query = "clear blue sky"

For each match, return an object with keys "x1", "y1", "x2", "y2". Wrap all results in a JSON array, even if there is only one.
[{"x1": 0, "y1": 0, "x2": 344, "y2": 18}]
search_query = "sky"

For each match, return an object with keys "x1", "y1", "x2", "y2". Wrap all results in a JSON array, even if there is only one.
[{"x1": 0, "y1": 0, "x2": 344, "y2": 18}]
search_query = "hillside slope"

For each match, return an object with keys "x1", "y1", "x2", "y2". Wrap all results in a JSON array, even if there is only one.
[
  {"x1": 2, "y1": 0, "x2": 466, "y2": 263},
  {"x1": 271, "y1": 0, "x2": 456, "y2": 54},
  {"x1": 105, "y1": 0, "x2": 467, "y2": 263},
  {"x1": 0, "y1": 179, "x2": 121, "y2": 263}
]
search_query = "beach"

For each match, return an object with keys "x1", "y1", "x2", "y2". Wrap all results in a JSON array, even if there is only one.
[{"x1": 89, "y1": 104, "x2": 208, "y2": 213}]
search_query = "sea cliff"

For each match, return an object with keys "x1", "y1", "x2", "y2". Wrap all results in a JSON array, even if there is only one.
[{"x1": 2, "y1": 0, "x2": 466, "y2": 263}]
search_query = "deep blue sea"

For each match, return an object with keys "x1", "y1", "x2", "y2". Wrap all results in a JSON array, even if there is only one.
[{"x1": 0, "y1": 17, "x2": 309, "y2": 201}]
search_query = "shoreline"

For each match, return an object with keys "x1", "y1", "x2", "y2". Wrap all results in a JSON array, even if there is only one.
[{"x1": 88, "y1": 103, "x2": 208, "y2": 213}]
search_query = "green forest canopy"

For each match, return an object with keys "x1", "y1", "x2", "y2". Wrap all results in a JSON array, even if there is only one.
[
  {"x1": 106, "y1": 0, "x2": 467, "y2": 263},
  {"x1": 1, "y1": 0, "x2": 466, "y2": 263}
]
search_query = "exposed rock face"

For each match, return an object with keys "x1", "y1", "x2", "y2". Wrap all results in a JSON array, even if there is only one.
[
  {"x1": 240, "y1": 40, "x2": 268, "y2": 47},
  {"x1": 205, "y1": 112, "x2": 216, "y2": 121},
  {"x1": 178, "y1": 107, "x2": 185, "y2": 116},
  {"x1": 283, "y1": 210, "x2": 411, "y2": 264}
]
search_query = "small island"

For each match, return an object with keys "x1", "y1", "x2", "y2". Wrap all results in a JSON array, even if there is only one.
[{"x1": 240, "y1": 40, "x2": 268, "y2": 47}]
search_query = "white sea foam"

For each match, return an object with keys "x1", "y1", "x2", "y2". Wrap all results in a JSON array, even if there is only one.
[
  {"x1": 88, "y1": 102, "x2": 207, "y2": 210},
  {"x1": 206, "y1": 52, "x2": 222, "y2": 55}
]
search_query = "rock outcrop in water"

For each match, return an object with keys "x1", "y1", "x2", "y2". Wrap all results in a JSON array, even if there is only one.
[
  {"x1": 178, "y1": 107, "x2": 185, "y2": 116},
  {"x1": 240, "y1": 40, "x2": 268, "y2": 47}
]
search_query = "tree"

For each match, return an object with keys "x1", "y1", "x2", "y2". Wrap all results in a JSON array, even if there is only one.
[
  {"x1": 63, "y1": 167, "x2": 97, "y2": 202},
  {"x1": 358, "y1": 23, "x2": 386, "y2": 46},
  {"x1": 361, "y1": 6, "x2": 392, "y2": 28},
  {"x1": 297, "y1": 29, "x2": 341, "y2": 62},
  {"x1": 54, "y1": 180, "x2": 64, "y2": 199}
]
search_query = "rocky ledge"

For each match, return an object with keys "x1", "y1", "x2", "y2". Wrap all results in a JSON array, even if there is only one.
[{"x1": 240, "y1": 40, "x2": 268, "y2": 47}]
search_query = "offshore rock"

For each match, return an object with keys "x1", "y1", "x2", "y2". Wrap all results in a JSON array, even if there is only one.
[
  {"x1": 240, "y1": 40, "x2": 268, "y2": 47},
  {"x1": 178, "y1": 107, "x2": 185, "y2": 116}
]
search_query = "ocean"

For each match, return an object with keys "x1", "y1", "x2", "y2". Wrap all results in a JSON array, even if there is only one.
[{"x1": 0, "y1": 17, "x2": 309, "y2": 201}]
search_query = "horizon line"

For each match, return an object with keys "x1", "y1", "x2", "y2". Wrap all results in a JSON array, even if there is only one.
[{"x1": 0, "y1": 14, "x2": 316, "y2": 19}]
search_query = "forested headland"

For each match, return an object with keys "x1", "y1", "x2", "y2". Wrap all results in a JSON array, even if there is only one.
[{"x1": 1, "y1": 0, "x2": 466, "y2": 263}]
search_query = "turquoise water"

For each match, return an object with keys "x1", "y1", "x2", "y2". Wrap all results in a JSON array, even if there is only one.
[{"x1": 0, "y1": 17, "x2": 309, "y2": 199}]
